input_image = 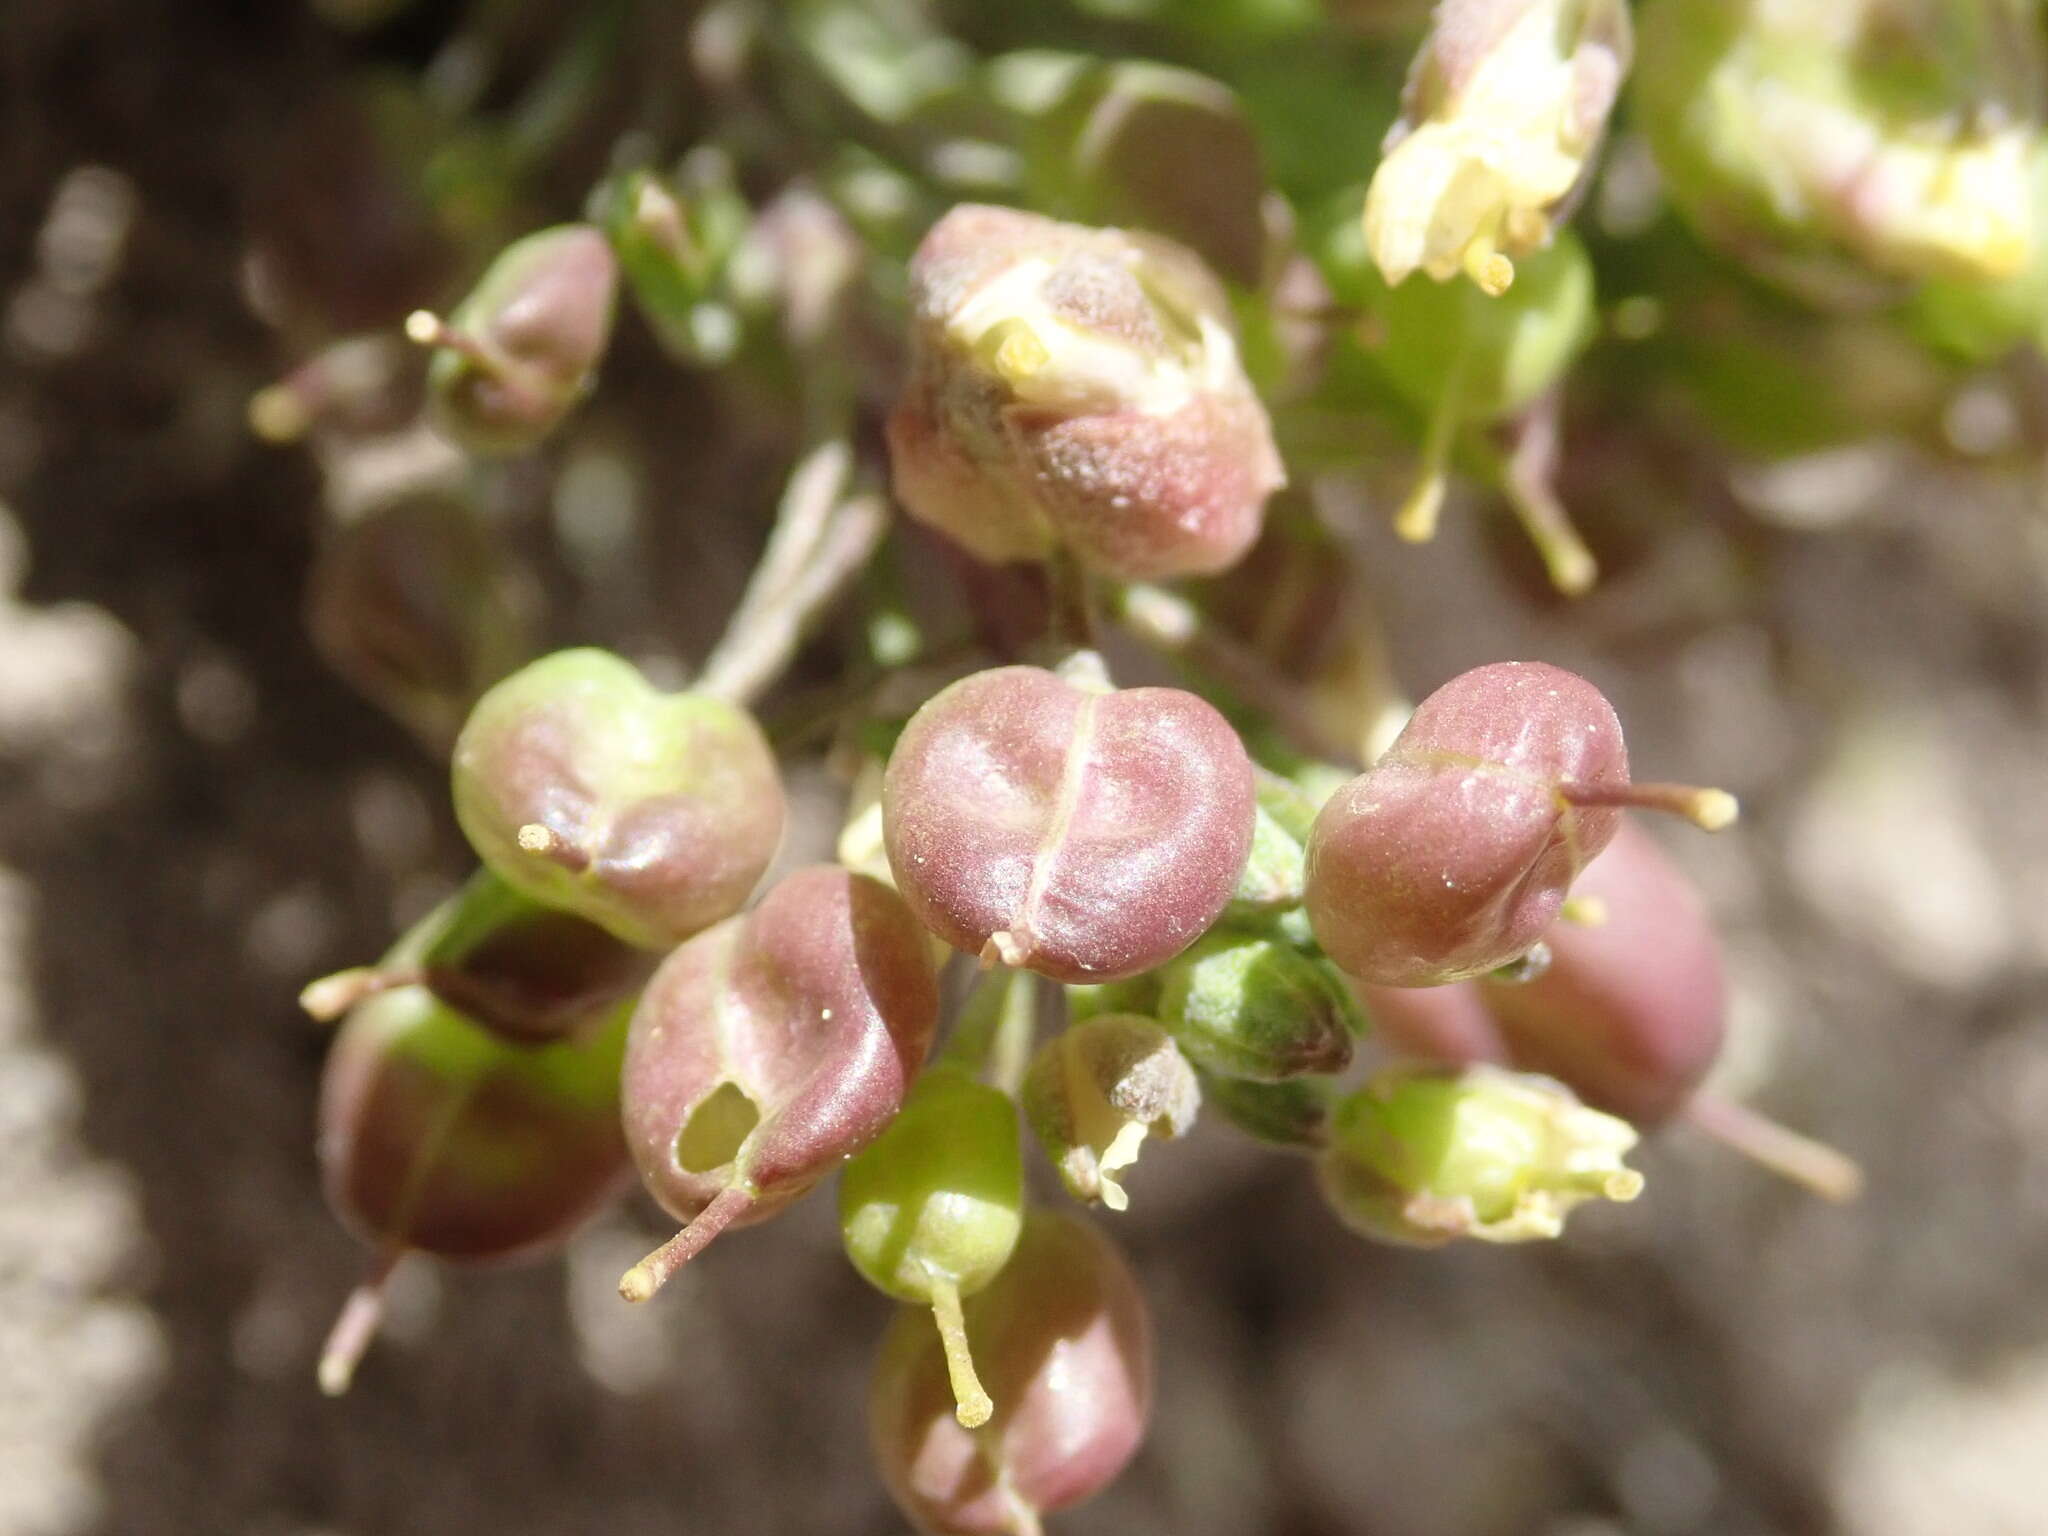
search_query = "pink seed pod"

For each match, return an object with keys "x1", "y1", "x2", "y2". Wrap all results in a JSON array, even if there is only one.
[
  {"x1": 617, "y1": 866, "x2": 939, "y2": 1301},
  {"x1": 882, "y1": 665, "x2": 1257, "y2": 983},
  {"x1": 1357, "y1": 976, "x2": 1511, "y2": 1067},
  {"x1": 1305, "y1": 660, "x2": 1734, "y2": 987},
  {"x1": 1478, "y1": 820, "x2": 1726, "y2": 1127},
  {"x1": 887, "y1": 204, "x2": 1284, "y2": 581},
  {"x1": 869, "y1": 1209, "x2": 1153, "y2": 1536}
]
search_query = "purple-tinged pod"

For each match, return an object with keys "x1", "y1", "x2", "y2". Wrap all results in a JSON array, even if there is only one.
[
  {"x1": 315, "y1": 987, "x2": 632, "y2": 1394},
  {"x1": 882, "y1": 665, "x2": 1257, "y2": 983},
  {"x1": 301, "y1": 867, "x2": 654, "y2": 1045},
  {"x1": 869, "y1": 1209, "x2": 1152, "y2": 1536},
  {"x1": 617, "y1": 866, "x2": 939, "y2": 1302},
  {"x1": 1305, "y1": 660, "x2": 1735, "y2": 988},
  {"x1": 452, "y1": 648, "x2": 786, "y2": 951},
  {"x1": 409, "y1": 224, "x2": 619, "y2": 456},
  {"x1": 1477, "y1": 820, "x2": 1725, "y2": 1128},
  {"x1": 888, "y1": 204, "x2": 1284, "y2": 581}
]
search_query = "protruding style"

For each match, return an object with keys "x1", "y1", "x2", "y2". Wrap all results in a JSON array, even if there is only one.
[{"x1": 1023, "y1": 1015, "x2": 1199, "y2": 1212}]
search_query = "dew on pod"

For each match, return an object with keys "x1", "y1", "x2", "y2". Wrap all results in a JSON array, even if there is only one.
[
  {"x1": 1305, "y1": 660, "x2": 1736, "y2": 989},
  {"x1": 1152, "y1": 930, "x2": 1361, "y2": 1082},
  {"x1": 869, "y1": 1208, "x2": 1152, "y2": 1536},
  {"x1": 407, "y1": 223, "x2": 619, "y2": 455},
  {"x1": 881, "y1": 664, "x2": 1257, "y2": 984},
  {"x1": 839, "y1": 1065, "x2": 1024, "y2": 1428},
  {"x1": 451, "y1": 648, "x2": 786, "y2": 951},
  {"x1": 315, "y1": 986, "x2": 632, "y2": 1395},
  {"x1": 887, "y1": 203, "x2": 1284, "y2": 581},
  {"x1": 300, "y1": 867, "x2": 654, "y2": 1045},
  {"x1": 617, "y1": 866, "x2": 939, "y2": 1302},
  {"x1": 1022, "y1": 1014, "x2": 1199, "y2": 1212},
  {"x1": 1318, "y1": 1062, "x2": 1643, "y2": 1248}
]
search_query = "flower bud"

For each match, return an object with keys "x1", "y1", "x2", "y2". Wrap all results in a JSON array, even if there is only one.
[
  {"x1": 315, "y1": 986, "x2": 631, "y2": 1393},
  {"x1": 410, "y1": 224, "x2": 619, "y2": 455},
  {"x1": 1634, "y1": 0, "x2": 2040, "y2": 288},
  {"x1": 1318, "y1": 1063, "x2": 1643, "y2": 1246},
  {"x1": 1154, "y1": 931, "x2": 1361, "y2": 1081},
  {"x1": 618, "y1": 867, "x2": 939, "y2": 1301},
  {"x1": 1199, "y1": 1069, "x2": 1336, "y2": 1153},
  {"x1": 1306, "y1": 660, "x2": 1735, "y2": 987},
  {"x1": 882, "y1": 664, "x2": 1257, "y2": 983},
  {"x1": 300, "y1": 867, "x2": 654, "y2": 1045},
  {"x1": 1364, "y1": 0, "x2": 1632, "y2": 294},
  {"x1": 1023, "y1": 1014, "x2": 1199, "y2": 1211},
  {"x1": 451, "y1": 648, "x2": 786, "y2": 951},
  {"x1": 888, "y1": 204, "x2": 1284, "y2": 580},
  {"x1": 839, "y1": 1065, "x2": 1025, "y2": 1428},
  {"x1": 597, "y1": 157, "x2": 751, "y2": 365},
  {"x1": 869, "y1": 1209, "x2": 1152, "y2": 1535}
]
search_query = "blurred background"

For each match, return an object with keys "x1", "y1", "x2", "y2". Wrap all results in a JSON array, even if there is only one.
[{"x1": 5, "y1": 1, "x2": 2048, "y2": 1533}]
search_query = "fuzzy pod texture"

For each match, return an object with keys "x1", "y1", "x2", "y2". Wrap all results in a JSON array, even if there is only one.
[
  {"x1": 869, "y1": 1209, "x2": 1153, "y2": 1535},
  {"x1": 1305, "y1": 660, "x2": 1626, "y2": 987},
  {"x1": 1478, "y1": 819, "x2": 1726, "y2": 1127},
  {"x1": 1022, "y1": 1014, "x2": 1200, "y2": 1211},
  {"x1": 318, "y1": 986, "x2": 633, "y2": 1263},
  {"x1": 882, "y1": 665, "x2": 1258, "y2": 983},
  {"x1": 887, "y1": 203, "x2": 1284, "y2": 581},
  {"x1": 620, "y1": 866, "x2": 940, "y2": 1242},
  {"x1": 423, "y1": 223, "x2": 620, "y2": 455},
  {"x1": 1154, "y1": 931, "x2": 1361, "y2": 1082},
  {"x1": 452, "y1": 648, "x2": 786, "y2": 951}
]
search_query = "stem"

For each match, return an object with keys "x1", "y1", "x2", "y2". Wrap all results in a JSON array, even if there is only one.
[
  {"x1": 1558, "y1": 780, "x2": 1740, "y2": 831},
  {"x1": 988, "y1": 970, "x2": 1038, "y2": 1100},
  {"x1": 1395, "y1": 339, "x2": 1469, "y2": 543},
  {"x1": 1683, "y1": 1092, "x2": 1864, "y2": 1203},
  {"x1": 1501, "y1": 395, "x2": 1597, "y2": 596},
  {"x1": 619, "y1": 1184, "x2": 756, "y2": 1301},
  {"x1": 928, "y1": 1276, "x2": 994, "y2": 1428},
  {"x1": 318, "y1": 1247, "x2": 404, "y2": 1396},
  {"x1": 1042, "y1": 546, "x2": 1098, "y2": 654},
  {"x1": 1112, "y1": 582, "x2": 1357, "y2": 765}
]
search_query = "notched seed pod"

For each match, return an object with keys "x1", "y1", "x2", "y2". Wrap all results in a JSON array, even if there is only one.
[
  {"x1": 1023, "y1": 1015, "x2": 1198, "y2": 1212},
  {"x1": 315, "y1": 987, "x2": 632, "y2": 1394},
  {"x1": 839, "y1": 1065, "x2": 1025, "y2": 1429},
  {"x1": 409, "y1": 224, "x2": 619, "y2": 455},
  {"x1": 870, "y1": 1209, "x2": 1152, "y2": 1536},
  {"x1": 1306, "y1": 660, "x2": 1735, "y2": 988},
  {"x1": 1366, "y1": 0, "x2": 1633, "y2": 294},
  {"x1": 882, "y1": 665, "x2": 1257, "y2": 983},
  {"x1": 618, "y1": 866, "x2": 939, "y2": 1301},
  {"x1": 888, "y1": 204, "x2": 1284, "y2": 581},
  {"x1": 1319, "y1": 1063, "x2": 1642, "y2": 1247},
  {"x1": 301, "y1": 867, "x2": 654, "y2": 1045},
  {"x1": 1199, "y1": 1069, "x2": 1336, "y2": 1153},
  {"x1": 1154, "y1": 931, "x2": 1361, "y2": 1081},
  {"x1": 452, "y1": 648, "x2": 786, "y2": 951}
]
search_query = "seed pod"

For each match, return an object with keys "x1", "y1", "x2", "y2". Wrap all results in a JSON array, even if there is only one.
[
  {"x1": 1305, "y1": 660, "x2": 1735, "y2": 988},
  {"x1": 409, "y1": 224, "x2": 619, "y2": 455},
  {"x1": 1022, "y1": 1015, "x2": 1199, "y2": 1212},
  {"x1": 618, "y1": 866, "x2": 939, "y2": 1301},
  {"x1": 1318, "y1": 1063, "x2": 1642, "y2": 1247},
  {"x1": 315, "y1": 987, "x2": 632, "y2": 1394},
  {"x1": 1199, "y1": 1069, "x2": 1336, "y2": 1153},
  {"x1": 1477, "y1": 820, "x2": 1724, "y2": 1127},
  {"x1": 1365, "y1": 0, "x2": 1632, "y2": 294},
  {"x1": 888, "y1": 204, "x2": 1284, "y2": 580},
  {"x1": 1153, "y1": 931, "x2": 1361, "y2": 1081},
  {"x1": 839, "y1": 1065, "x2": 1025, "y2": 1429},
  {"x1": 300, "y1": 867, "x2": 654, "y2": 1045},
  {"x1": 882, "y1": 664, "x2": 1257, "y2": 983},
  {"x1": 869, "y1": 1209, "x2": 1152, "y2": 1536},
  {"x1": 452, "y1": 648, "x2": 786, "y2": 951}
]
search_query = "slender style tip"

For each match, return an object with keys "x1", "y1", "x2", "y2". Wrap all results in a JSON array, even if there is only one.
[
  {"x1": 516, "y1": 822, "x2": 556, "y2": 854},
  {"x1": 617, "y1": 1263, "x2": 660, "y2": 1304},
  {"x1": 1689, "y1": 789, "x2": 1740, "y2": 831},
  {"x1": 247, "y1": 384, "x2": 310, "y2": 444},
  {"x1": 1394, "y1": 472, "x2": 1445, "y2": 543},
  {"x1": 955, "y1": 1389, "x2": 995, "y2": 1430},
  {"x1": 403, "y1": 309, "x2": 444, "y2": 347}
]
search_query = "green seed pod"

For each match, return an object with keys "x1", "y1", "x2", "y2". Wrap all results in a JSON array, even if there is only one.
[
  {"x1": 315, "y1": 986, "x2": 632, "y2": 1394},
  {"x1": 839, "y1": 1065, "x2": 1025, "y2": 1429},
  {"x1": 451, "y1": 648, "x2": 786, "y2": 951},
  {"x1": 1154, "y1": 930, "x2": 1361, "y2": 1082},
  {"x1": 1198, "y1": 1069, "x2": 1335, "y2": 1153},
  {"x1": 411, "y1": 224, "x2": 619, "y2": 455},
  {"x1": 1226, "y1": 798, "x2": 1310, "y2": 917},
  {"x1": 1023, "y1": 1015, "x2": 1199, "y2": 1212},
  {"x1": 1318, "y1": 1063, "x2": 1643, "y2": 1247},
  {"x1": 597, "y1": 157, "x2": 751, "y2": 366},
  {"x1": 300, "y1": 867, "x2": 653, "y2": 1045}
]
